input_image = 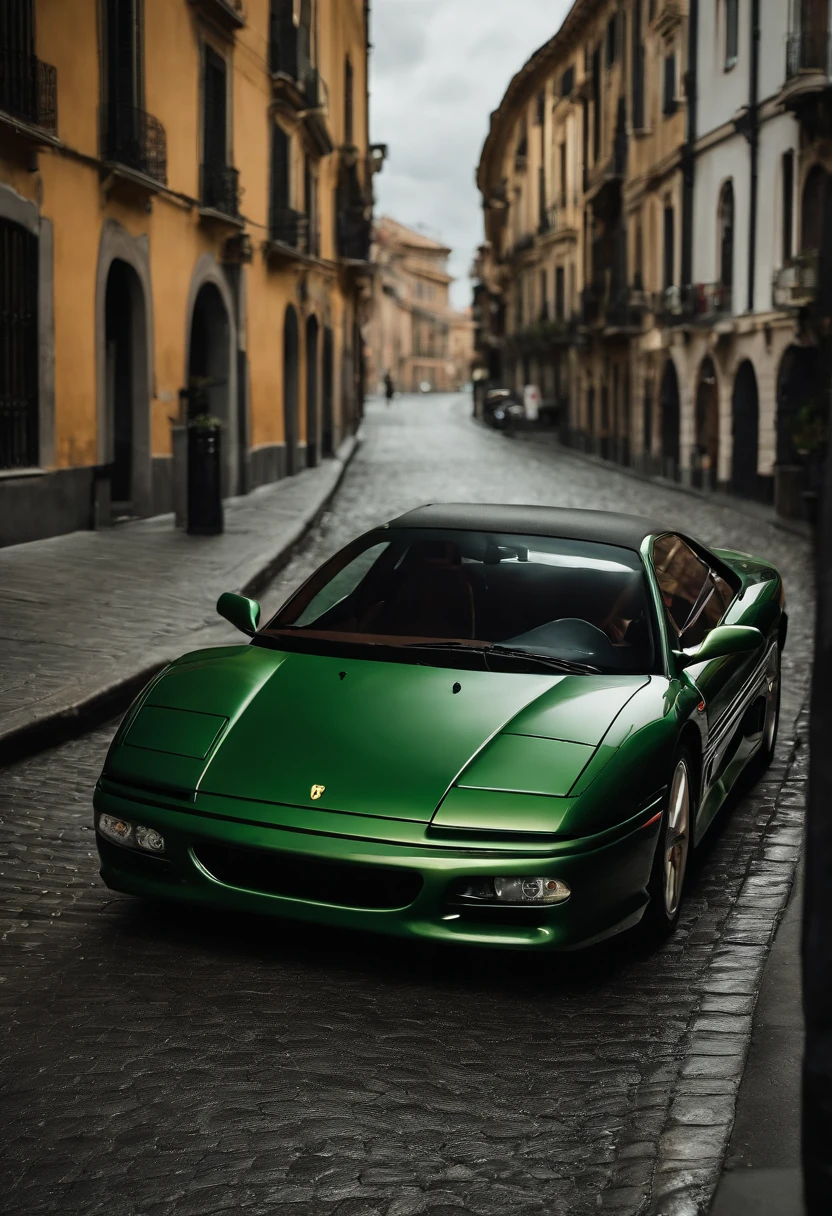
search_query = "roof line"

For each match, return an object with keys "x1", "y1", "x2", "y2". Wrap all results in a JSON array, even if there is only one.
[{"x1": 476, "y1": 0, "x2": 602, "y2": 196}]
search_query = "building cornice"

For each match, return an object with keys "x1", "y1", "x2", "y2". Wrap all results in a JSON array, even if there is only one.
[{"x1": 476, "y1": 0, "x2": 609, "y2": 198}]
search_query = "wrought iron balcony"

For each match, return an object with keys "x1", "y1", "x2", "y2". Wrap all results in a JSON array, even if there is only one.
[
  {"x1": 506, "y1": 232, "x2": 536, "y2": 261},
  {"x1": 101, "y1": 105, "x2": 167, "y2": 185},
  {"x1": 686, "y1": 282, "x2": 733, "y2": 320},
  {"x1": 188, "y1": 0, "x2": 245, "y2": 32},
  {"x1": 581, "y1": 284, "x2": 605, "y2": 326},
  {"x1": 302, "y1": 67, "x2": 333, "y2": 155},
  {"x1": 786, "y1": 29, "x2": 831, "y2": 79},
  {"x1": 337, "y1": 205, "x2": 372, "y2": 261},
  {"x1": 269, "y1": 206, "x2": 308, "y2": 252},
  {"x1": 0, "y1": 52, "x2": 57, "y2": 133},
  {"x1": 772, "y1": 251, "x2": 818, "y2": 308},
  {"x1": 200, "y1": 160, "x2": 241, "y2": 219},
  {"x1": 538, "y1": 195, "x2": 568, "y2": 235},
  {"x1": 605, "y1": 287, "x2": 650, "y2": 330}
]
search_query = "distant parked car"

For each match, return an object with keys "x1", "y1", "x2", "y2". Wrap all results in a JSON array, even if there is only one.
[{"x1": 484, "y1": 388, "x2": 525, "y2": 434}]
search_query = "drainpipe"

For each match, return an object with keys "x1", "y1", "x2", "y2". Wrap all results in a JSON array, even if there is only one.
[
  {"x1": 681, "y1": 0, "x2": 698, "y2": 292},
  {"x1": 747, "y1": 0, "x2": 760, "y2": 312}
]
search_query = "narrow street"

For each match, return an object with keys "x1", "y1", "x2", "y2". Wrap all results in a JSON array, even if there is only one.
[{"x1": 0, "y1": 395, "x2": 813, "y2": 1216}]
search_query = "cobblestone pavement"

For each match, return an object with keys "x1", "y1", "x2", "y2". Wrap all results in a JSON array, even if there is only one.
[{"x1": 0, "y1": 394, "x2": 813, "y2": 1216}]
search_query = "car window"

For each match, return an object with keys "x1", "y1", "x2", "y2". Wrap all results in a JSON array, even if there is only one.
[
  {"x1": 265, "y1": 528, "x2": 659, "y2": 675},
  {"x1": 293, "y1": 542, "x2": 391, "y2": 627},
  {"x1": 652, "y1": 533, "x2": 726, "y2": 648}
]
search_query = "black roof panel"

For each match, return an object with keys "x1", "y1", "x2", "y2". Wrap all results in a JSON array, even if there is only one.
[{"x1": 387, "y1": 503, "x2": 664, "y2": 551}]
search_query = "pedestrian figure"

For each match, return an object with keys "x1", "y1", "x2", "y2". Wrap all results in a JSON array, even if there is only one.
[{"x1": 384, "y1": 371, "x2": 395, "y2": 405}]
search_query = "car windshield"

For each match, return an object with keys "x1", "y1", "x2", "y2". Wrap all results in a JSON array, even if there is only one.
[{"x1": 261, "y1": 528, "x2": 657, "y2": 675}]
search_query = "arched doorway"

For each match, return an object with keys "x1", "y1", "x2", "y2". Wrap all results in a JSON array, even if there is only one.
[
  {"x1": 322, "y1": 326, "x2": 335, "y2": 457},
  {"x1": 283, "y1": 305, "x2": 300, "y2": 476},
  {"x1": 659, "y1": 359, "x2": 680, "y2": 480},
  {"x1": 305, "y1": 314, "x2": 319, "y2": 468},
  {"x1": 774, "y1": 343, "x2": 819, "y2": 518},
  {"x1": 187, "y1": 282, "x2": 233, "y2": 495},
  {"x1": 777, "y1": 344, "x2": 818, "y2": 465},
  {"x1": 104, "y1": 258, "x2": 147, "y2": 516},
  {"x1": 731, "y1": 359, "x2": 760, "y2": 499},
  {"x1": 694, "y1": 356, "x2": 719, "y2": 490}
]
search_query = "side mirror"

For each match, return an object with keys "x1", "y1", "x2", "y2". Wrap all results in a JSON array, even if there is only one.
[
  {"x1": 217, "y1": 592, "x2": 261, "y2": 636},
  {"x1": 675, "y1": 624, "x2": 764, "y2": 669}
]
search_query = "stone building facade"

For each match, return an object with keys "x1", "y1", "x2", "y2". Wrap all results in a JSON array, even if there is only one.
[
  {"x1": 0, "y1": 0, "x2": 381, "y2": 547},
  {"x1": 366, "y1": 216, "x2": 473, "y2": 394},
  {"x1": 474, "y1": 0, "x2": 820, "y2": 518}
]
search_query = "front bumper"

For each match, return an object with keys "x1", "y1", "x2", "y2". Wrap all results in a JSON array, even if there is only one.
[{"x1": 93, "y1": 784, "x2": 661, "y2": 951}]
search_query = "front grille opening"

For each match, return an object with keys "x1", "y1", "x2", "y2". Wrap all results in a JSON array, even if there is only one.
[
  {"x1": 449, "y1": 905, "x2": 549, "y2": 929},
  {"x1": 194, "y1": 842, "x2": 423, "y2": 910}
]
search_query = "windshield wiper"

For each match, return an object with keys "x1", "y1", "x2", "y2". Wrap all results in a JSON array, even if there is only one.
[
  {"x1": 485, "y1": 645, "x2": 601, "y2": 675},
  {"x1": 406, "y1": 641, "x2": 600, "y2": 674}
]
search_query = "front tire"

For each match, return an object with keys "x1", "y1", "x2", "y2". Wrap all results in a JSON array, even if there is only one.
[{"x1": 642, "y1": 749, "x2": 695, "y2": 941}]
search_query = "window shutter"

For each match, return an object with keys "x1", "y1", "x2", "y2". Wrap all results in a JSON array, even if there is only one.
[{"x1": 203, "y1": 47, "x2": 227, "y2": 168}]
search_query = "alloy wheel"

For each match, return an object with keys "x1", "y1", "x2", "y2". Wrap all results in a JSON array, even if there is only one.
[
  {"x1": 663, "y1": 760, "x2": 690, "y2": 918},
  {"x1": 763, "y1": 653, "x2": 781, "y2": 755}
]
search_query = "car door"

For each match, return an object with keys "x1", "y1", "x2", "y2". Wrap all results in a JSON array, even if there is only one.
[{"x1": 651, "y1": 533, "x2": 755, "y2": 788}]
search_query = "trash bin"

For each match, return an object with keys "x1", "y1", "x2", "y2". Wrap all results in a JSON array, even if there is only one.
[{"x1": 187, "y1": 422, "x2": 223, "y2": 536}]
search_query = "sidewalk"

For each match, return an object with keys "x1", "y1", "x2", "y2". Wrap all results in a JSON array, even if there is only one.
[
  {"x1": 510, "y1": 427, "x2": 814, "y2": 542},
  {"x1": 0, "y1": 433, "x2": 359, "y2": 763},
  {"x1": 709, "y1": 862, "x2": 805, "y2": 1216}
]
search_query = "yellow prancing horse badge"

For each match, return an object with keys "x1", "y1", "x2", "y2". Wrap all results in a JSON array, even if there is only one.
[{"x1": 310, "y1": 784, "x2": 325, "y2": 801}]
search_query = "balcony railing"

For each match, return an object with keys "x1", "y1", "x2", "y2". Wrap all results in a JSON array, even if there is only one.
[
  {"x1": 0, "y1": 52, "x2": 57, "y2": 133},
  {"x1": 101, "y1": 105, "x2": 167, "y2": 184},
  {"x1": 772, "y1": 250, "x2": 818, "y2": 308},
  {"x1": 786, "y1": 29, "x2": 832, "y2": 79},
  {"x1": 337, "y1": 205, "x2": 371, "y2": 261},
  {"x1": 200, "y1": 160, "x2": 241, "y2": 219},
  {"x1": 652, "y1": 282, "x2": 732, "y2": 325},
  {"x1": 538, "y1": 195, "x2": 567, "y2": 235},
  {"x1": 581, "y1": 284, "x2": 605, "y2": 326},
  {"x1": 506, "y1": 232, "x2": 536, "y2": 261},
  {"x1": 605, "y1": 287, "x2": 650, "y2": 329},
  {"x1": 189, "y1": 0, "x2": 245, "y2": 31},
  {"x1": 269, "y1": 206, "x2": 308, "y2": 251},
  {"x1": 686, "y1": 282, "x2": 733, "y2": 320}
]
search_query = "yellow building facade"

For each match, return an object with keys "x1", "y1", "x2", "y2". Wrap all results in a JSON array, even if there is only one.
[
  {"x1": 0, "y1": 0, "x2": 378, "y2": 546},
  {"x1": 367, "y1": 216, "x2": 472, "y2": 394}
]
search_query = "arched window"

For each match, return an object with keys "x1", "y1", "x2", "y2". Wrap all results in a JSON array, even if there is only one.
[
  {"x1": 718, "y1": 181, "x2": 734, "y2": 289},
  {"x1": 801, "y1": 164, "x2": 828, "y2": 252}
]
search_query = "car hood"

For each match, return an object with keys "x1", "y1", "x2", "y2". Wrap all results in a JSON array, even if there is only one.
[{"x1": 108, "y1": 645, "x2": 647, "y2": 822}]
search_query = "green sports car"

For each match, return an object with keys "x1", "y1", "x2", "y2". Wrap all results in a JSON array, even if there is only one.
[{"x1": 94, "y1": 504, "x2": 785, "y2": 950}]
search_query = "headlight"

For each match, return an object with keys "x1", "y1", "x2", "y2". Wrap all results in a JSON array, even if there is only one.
[
  {"x1": 97, "y1": 813, "x2": 166, "y2": 855},
  {"x1": 98, "y1": 813, "x2": 135, "y2": 846},
  {"x1": 454, "y1": 876, "x2": 571, "y2": 905}
]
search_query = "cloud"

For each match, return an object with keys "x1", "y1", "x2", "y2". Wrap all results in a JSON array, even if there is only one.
[{"x1": 369, "y1": 0, "x2": 572, "y2": 307}]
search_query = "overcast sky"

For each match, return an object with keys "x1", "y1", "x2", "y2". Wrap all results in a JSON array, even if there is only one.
[{"x1": 369, "y1": 0, "x2": 572, "y2": 310}]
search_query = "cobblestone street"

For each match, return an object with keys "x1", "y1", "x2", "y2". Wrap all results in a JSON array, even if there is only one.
[{"x1": 0, "y1": 394, "x2": 814, "y2": 1216}]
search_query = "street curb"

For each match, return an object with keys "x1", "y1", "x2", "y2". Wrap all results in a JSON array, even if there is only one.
[
  {"x1": 0, "y1": 431, "x2": 361, "y2": 769},
  {"x1": 485, "y1": 422, "x2": 814, "y2": 541},
  {"x1": 644, "y1": 706, "x2": 808, "y2": 1216}
]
